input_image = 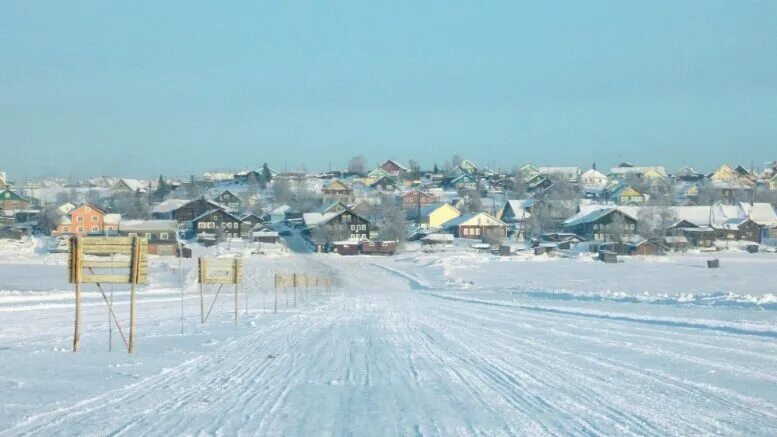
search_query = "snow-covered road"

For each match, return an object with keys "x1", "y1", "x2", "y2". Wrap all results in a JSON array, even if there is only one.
[{"x1": 2, "y1": 253, "x2": 777, "y2": 435}]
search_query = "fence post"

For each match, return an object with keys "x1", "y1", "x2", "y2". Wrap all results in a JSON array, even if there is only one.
[{"x1": 72, "y1": 236, "x2": 82, "y2": 352}]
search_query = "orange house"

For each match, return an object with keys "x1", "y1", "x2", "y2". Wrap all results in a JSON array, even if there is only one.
[{"x1": 54, "y1": 204, "x2": 107, "y2": 236}]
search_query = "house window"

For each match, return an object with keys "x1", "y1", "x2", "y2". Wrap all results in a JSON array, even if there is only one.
[
  {"x1": 63, "y1": 226, "x2": 69, "y2": 232},
  {"x1": 474, "y1": 228, "x2": 481, "y2": 236},
  {"x1": 77, "y1": 226, "x2": 84, "y2": 233},
  {"x1": 77, "y1": 216, "x2": 84, "y2": 222},
  {"x1": 92, "y1": 216, "x2": 98, "y2": 222},
  {"x1": 350, "y1": 225, "x2": 355, "y2": 231},
  {"x1": 463, "y1": 228, "x2": 470, "y2": 236},
  {"x1": 128, "y1": 233, "x2": 137, "y2": 238},
  {"x1": 198, "y1": 222, "x2": 205, "y2": 229},
  {"x1": 160, "y1": 232, "x2": 169, "y2": 240},
  {"x1": 145, "y1": 233, "x2": 151, "y2": 239}
]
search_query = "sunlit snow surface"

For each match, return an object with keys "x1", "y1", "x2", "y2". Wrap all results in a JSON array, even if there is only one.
[{"x1": 1, "y1": 238, "x2": 776, "y2": 435}]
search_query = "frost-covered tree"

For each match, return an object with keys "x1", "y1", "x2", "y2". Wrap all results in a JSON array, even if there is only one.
[{"x1": 347, "y1": 155, "x2": 367, "y2": 174}]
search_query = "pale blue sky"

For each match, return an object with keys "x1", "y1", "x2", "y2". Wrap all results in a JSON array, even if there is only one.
[{"x1": 1, "y1": 1, "x2": 776, "y2": 179}]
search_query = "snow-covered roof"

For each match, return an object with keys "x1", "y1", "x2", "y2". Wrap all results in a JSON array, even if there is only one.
[
  {"x1": 119, "y1": 220, "x2": 177, "y2": 232},
  {"x1": 152, "y1": 199, "x2": 190, "y2": 214},
  {"x1": 302, "y1": 212, "x2": 337, "y2": 227},
  {"x1": 739, "y1": 202, "x2": 777, "y2": 226},
  {"x1": 564, "y1": 208, "x2": 637, "y2": 227}
]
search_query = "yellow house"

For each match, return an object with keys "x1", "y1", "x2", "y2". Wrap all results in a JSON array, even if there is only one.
[{"x1": 419, "y1": 203, "x2": 461, "y2": 228}]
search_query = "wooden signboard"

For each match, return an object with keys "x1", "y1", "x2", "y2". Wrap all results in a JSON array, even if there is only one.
[
  {"x1": 69, "y1": 236, "x2": 148, "y2": 353},
  {"x1": 198, "y1": 257, "x2": 243, "y2": 325}
]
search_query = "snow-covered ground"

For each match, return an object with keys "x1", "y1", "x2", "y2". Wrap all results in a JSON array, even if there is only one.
[{"x1": 1, "y1": 239, "x2": 776, "y2": 435}]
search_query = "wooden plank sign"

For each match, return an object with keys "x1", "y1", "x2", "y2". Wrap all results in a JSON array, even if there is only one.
[
  {"x1": 198, "y1": 257, "x2": 243, "y2": 284},
  {"x1": 69, "y1": 235, "x2": 148, "y2": 353},
  {"x1": 69, "y1": 236, "x2": 148, "y2": 284}
]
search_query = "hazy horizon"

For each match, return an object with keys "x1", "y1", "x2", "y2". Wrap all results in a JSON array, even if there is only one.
[{"x1": 2, "y1": 1, "x2": 776, "y2": 180}]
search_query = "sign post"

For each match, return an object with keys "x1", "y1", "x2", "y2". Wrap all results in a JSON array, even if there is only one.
[{"x1": 69, "y1": 236, "x2": 148, "y2": 353}]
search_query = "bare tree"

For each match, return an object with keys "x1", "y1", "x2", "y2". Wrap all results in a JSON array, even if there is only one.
[
  {"x1": 347, "y1": 155, "x2": 368, "y2": 174},
  {"x1": 272, "y1": 177, "x2": 293, "y2": 205},
  {"x1": 458, "y1": 189, "x2": 482, "y2": 213},
  {"x1": 451, "y1": 154, "x2": 463, "y2": 168},
  {"x1": 637, "y1": 206, "x2": 676, "y2": 241},
  {"x1": 407, "y1": 160, "x2": 422, "y2": 180},
  {"x1": 375, "y1": 198, "x2": 407, "y2": 241}
]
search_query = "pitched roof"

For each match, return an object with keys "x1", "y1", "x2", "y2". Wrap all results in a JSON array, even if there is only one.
[
  {"x1": 442, "y1": 212, "x2": 505, "y2": 228},
  {"x1": 739, "y1": 202, "x2": 777, "y2": 226},
  {"x1": 192, "y1": 209, "x2": 241, "y2": 222},
  {"x1": 152, "y1": 199, "x2": 190, "y2": 214},
  {"x1": 119, "y1": 220, "x2": 177, "y2": 232},
  {"x1": 564, "y1": 208, "x2": 637, "y2": 227},
  {"x1": 380, "y1": 159, "x2": 408, "y2": 171}
]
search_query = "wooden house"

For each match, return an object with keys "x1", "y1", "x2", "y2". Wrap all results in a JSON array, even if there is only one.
[
  {"x1": 442, "y1": 212, "x2": 507, "y2": 240},
  {"x1": 213, "y1": 190, "x2": 242, "y2": 210},
  {"x1": 118, "y1": 220, "x2": 178, "y2": 255},
  {"x1": 252, "y1": 228, "x2": 279, "y2": 244},
  {"x1": 172, "y1": 197, "x2": 225, "y2": 223},
  {"x1": 580, "y1": 169, "x2": 609, "y2": 190},
  {"x1": 54, "y1": 204, "x2": 109, "y2": 236},
  {"x1": 319, "y1": 209, "x2": 371, "y2": 241},
  {"x1": 458, "y1": 160, "x2": 479, "y2": 175},
  {"x1": 401, "y1": 190, "x2": 437, "y2": 209},
  {"x1": 717, "y1": 217, "x2": 762, "y2": 243},
  {"x1": 378, "y1": 160, "x2": 408, "y2": 178},
  {"x1": 360, "y1": 240, "x2": 397, "y2": 255},
  {"x1": 414, "y1": 203, "x2": 462, "y2": 229},
  {"x1": 367, "y1": 167, "x2": 394, "y2": 181},
  {"x1": 369, "y1": 176, "x2": 397, "y2": 191},
  {"x1": 0, "y1": 190, "x2": 30, "y2": 215},
  {"x1": 447, "y1": 174, "x2": 477, "y2": 190},
  {"x1": 320, "y1": 200, "x2": 349, "y2": 214},
  {"x1": 666, "y1": 219, "x2": 715, "y2": 248},
  {"x1": 497, "y1": 199, "x2": 535, "y2": 223},
  {"x1": 563, "y1": 208, "x2": 638, "y2": 242},
  {"x1": 240, "y1": 213, "x2": 264, "y2": 237},
  {"x1": 192, "y1": 209, "x2": 242, "y2": 241},
  {"x1": 322, "y1": 179, "x2": 354, "y2": 203},
  {"x1": 610, "y1": 184, "x2": 646, "y2": 205}
]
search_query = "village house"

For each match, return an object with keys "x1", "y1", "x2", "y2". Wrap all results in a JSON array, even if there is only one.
[
  {"x1": 192, "y1": 209, "x2": 242, "y2": 241},
  {"x1": 413, "y1": 203, "x2": 462, "y2": 229},
  {"x1": 54, "y1": 204, "x2": 109, "y2": 236},
  {"x1": 171, "y1": 197, "x2": 225, "y2": 223},
  {"x1": 447, "y1": 173, "x2": 477, "y2": 190},
  {"x1": 580, "y1": 169, "x2": 610, "y2": 190},
  {"x1": 366, "y1": 166, "x2": 394, "y2": 181},
  {"x1": 610, "y1": 184, "x2": 646, "y2": 205},
  {"x1": 538, "y1": 167, "x2": 581, "y2": 184},
  {"x1": 252, "y1": 228, "x2": 279, "y2": 244},
  {"x1": 563, "y1": 208, "x2": 638, "y2": 242},
  {"x1": 0, "y1": 189, "x2": 30, "y2": 216},
  {"x1": 110, "y1": 178, "x2": 149, "y2": 195},
  {"x1": 322, "y1": 179, "x2": 354, "y2": 203},
  {"x1": 377, "y1": 159, "x2": 408, "y2": 178},
  {"x1": 213, "y1": 190, "x2": 242, "y2": 210},
  {"x1": 369, "y1": 176, "x2": 397, "y2": 191},
  {"x1": 442, "y1": 212, "x2": 507, "y2": 241},
  {"x1": 118, "y1": 220, "x2": 179, "y2": 255},
  {"x1": 401, "y1": 189, "x2": 437, "y2": 210},
  {"x1": 151, "y1": 199, "x2": 190, "y2": 219},
  {"x1": 458, "y1": 160, "x2": 479, "y2": 175}
]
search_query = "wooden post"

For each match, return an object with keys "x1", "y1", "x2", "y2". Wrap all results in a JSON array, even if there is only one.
[
  {"x1": 293, "y1": 273, "x2": 297, "y2": 308},
  {"x1": 199, "y1": 258, "x2": 206, "y2": 323},
  {"x1": 128, "y1": 236, "x2": 140, "y2": 353},
  {"x1": 72, "y1": 236, "x2": 82, "y2": 352},
  {"x1": 233, "y1": 258, "x2": 239, "y2": 325},
  {"x1": 273, "y1": 273, "x2": 278, "y2": 314}
]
